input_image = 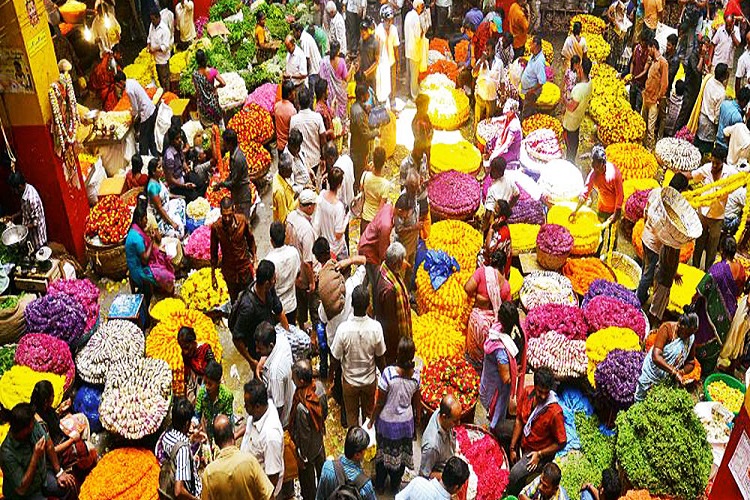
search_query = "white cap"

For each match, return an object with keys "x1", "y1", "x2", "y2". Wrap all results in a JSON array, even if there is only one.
[
  {"x1": 299, "y1": 189, "x2": 318, "y2": 205},
  {"x1": 413, "y1": 0, "x2": 424, "y2": 8},
  {"x1": 326, "y1": 1, "x2": 337, "y2": 13}
]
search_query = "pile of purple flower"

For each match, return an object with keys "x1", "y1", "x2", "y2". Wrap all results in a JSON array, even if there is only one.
[
  {"x1": 583, "y1": 295, "x2": 647, "y2": 339},
  {"x1": 524, "y1": 303, "x2": 588, "y2": 340},
  {"x1": 509, "y1": 198, "x2": 546, "y2": 225},
  {"x1": 594, "y1": 349, "x2": 646, "y2": 409},
  {"x1": 582, "y1": 279, "x2": 640, "y2": 308},
  {"x1": 48, "y1": 278, "x2": 100, "y2": 332},
  {"x1": 24, "y1": 294, "x2": 86, "y2": 347},
  {"x1": 428, "y1": 170, "x2": 481, "y2": 219}
]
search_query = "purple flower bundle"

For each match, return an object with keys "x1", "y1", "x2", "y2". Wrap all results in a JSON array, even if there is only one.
[
  {"x1": 195, "y1": 16, "x2": 208, "y2": 38},
  {"x1": 675, "y1": 126, "x2": 694, "y2": 143},
  {"x1": 525, "y1": 303, "x2": 587, "y2": 340},
  {"x1": 24, "y1": 294, "x2": 86, "y2": 347},
  {"x1": 509, "y1": 198, "x2": 546, "y2": 225},
  {"x1": 427, "y1": 170, "x2": 481, "y2": 217},
  {"x1": 48, "y1": 279, "x2": 100, "y2": 332},
  {"x1": 536, "y1": 224, "x2": 574, "y2": 256},
  {"x1": 245, "y1": 83, "x2": 279, "y2": 113},
  {"x1": 624, "y1": 189, "x2": 652, "y2": 222},
  {"x1": 582, "y1": 279, "x2": 640, "y2": 308},
  {"x1": 583, "y1": 295, "x2": 647, "y2": 339},
  {"x1": 15, "y1": 333, "x2": 76, "y2": 390},
  {"x1": 594, "y1": 349, "x2": 646, "y2": 409}
]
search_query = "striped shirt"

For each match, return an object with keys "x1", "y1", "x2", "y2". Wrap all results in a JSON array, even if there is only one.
[
  {"x1": 21, "y1": 184, "x2": 46, "y2": 252},
  {"x1": 156, "y1": 429, "x2": 202, "y2": 496}
]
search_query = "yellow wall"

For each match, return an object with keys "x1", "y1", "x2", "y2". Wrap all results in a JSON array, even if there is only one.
[{"x1": 0, "y1": 0, "x2": 59, "y2": 126}]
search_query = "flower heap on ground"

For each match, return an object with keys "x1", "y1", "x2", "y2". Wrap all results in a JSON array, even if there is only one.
[
  {"x1": 605, "y1": 143, "x2": 658, "y2": 181},
  {"x1": 520, "y1": 271, "x2": 578, "y2": 309},
  {"x1": 429, "y1": 141, "x2": 482, "y2": 175},
  {"x1": 623, "y1": 178, "x2": 659, "y2": 203},
  {"x1": 594, "y1": 349, "x2": 646, "y2": 410},
  {"x1": 185, "y1": 225, "x2": 219, "y2": 261},
  {"x1": 79, "y1": 448, "x2": 160, "y2": 500},
  {"x1": 536, "y1": 224, "x2": 574, "y2": 257},
  {"x1": 47, "y1": 278, "x2": 100, "y2": 333},
  {"x1": 455, "y1": 426, "x2": 510, "y2": 500},
  {"x1": 186, "y1": 197, "x2": 211, "y2": 221},
  {"x1": 563, "y1": 258, "x2": 616, "y2": 296},
  {"x1": 181, "y1": 268, "x2": 229, "y2": 310},
  {"x1": 522, "y1": 114, "x2": 563, "y2": 141},
  {"x1": 412, "y1": 311, "x2": 465, "y2": 362},
  {"x1": 0, "y1": 366, "x2": 65, "y2": 410},
  {"x1": 547, "y1": 203, "x2": 602, "y2": 255},
  {"x1": 421, "y1": 356, "x2": 479, "y2": 413},
  {"x1": 76, "y1": 320, "x2": 145, "y2": 385},
  {"x1": 525, "y1": 304, "x2": 588, "y2": 379},
  {"x1": 150, "y1": 297, "x2": 187, "y2": 322},
  {"x1": 585, "y1": 326, "x2": 641, "y2": 386},
  {"x1": 25, "y1": 293, "x2": 87, "y2": 348},
  {"x1": 583, "y1": 295, "x2": 647, "y2": 339},
  {"x1": 428, "y1": 170, "x2": 482, "y2": 219},
  {"x1": 14, "y1": 333, "x2": 75, "y2": 390},
  {"x1": 509, "y1": 223, "x2": 541, "y2": 253}
]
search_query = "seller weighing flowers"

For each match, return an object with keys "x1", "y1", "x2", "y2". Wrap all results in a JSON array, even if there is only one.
[
  {"x1": 569, "y1": 145, "x2": 624, "y2": 235},
  {"x1": 5, "y1": 172, "x2": 47, "y2": 253}
]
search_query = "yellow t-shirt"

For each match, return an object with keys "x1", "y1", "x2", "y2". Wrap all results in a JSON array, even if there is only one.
[
  {"x1": 255, "y1": 25, "x2": 266, "y2": 45},
  {"x1": 362, "y1": 172, "x2": 392, "y2": 222}
]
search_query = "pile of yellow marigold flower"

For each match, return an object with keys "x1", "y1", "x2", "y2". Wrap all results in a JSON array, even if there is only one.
[{"x1": 605, "y1": 143, "x2": 659, "y2": 180}]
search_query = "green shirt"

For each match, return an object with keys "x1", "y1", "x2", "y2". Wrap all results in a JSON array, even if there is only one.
[
  {"x1": 562, "y1": 80, "x2": 592, "y2": 132},
  {"x1": 0, "y1": 422, "x2": 48, "y2": 500},
  {"x1": 195, "y1": 385, "x2": 234, "y2": 440}
]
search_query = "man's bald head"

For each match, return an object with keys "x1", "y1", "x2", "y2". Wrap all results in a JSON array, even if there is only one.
[
  {"x1": 213, "y1": 414, "x2": 234, "y2": 448},
  {"x1": 438, "y1": 394, "x2": 462, "y2": 431}
]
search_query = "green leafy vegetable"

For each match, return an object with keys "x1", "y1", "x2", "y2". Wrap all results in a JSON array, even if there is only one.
[
  {"x1": 556, "y1": 451, "x2": 601, "y2": 500},
  {"x1": 209, "y1": 0, "x2": 241, "y2": 21},
  {"x1": 575, "y1": 413, "x2": 615, "y2": 471},
  {"x1": 0, "y1": 296, "x2": 19, "y2": 310},
  {"x1": 0, "y1": 344, "x2": 16, "y2": 377}
]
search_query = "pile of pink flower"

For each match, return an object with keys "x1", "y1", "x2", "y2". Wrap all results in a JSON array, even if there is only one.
[
  {"x1": 185, "y1": 225, "x2": 219, "y2": 262},
  {"x1": 427, "y1": 170, "x2": 481, "y2": 219},
  {"x1": 48, "y1": 279, "x2": 100, "y2": 332},
  {"x1": 583, "y1": 295, "x2": 647, "y2": 339},
  {"x1": 455, "y1": 426, "x2": 509, "y2": 500},
  {"x1": 15, "y1": 333, "x2": 75, "y2": 390},
  {"x1": 536, "y1": 224, "x2": 574, "y2": 256},
  {"x1": 244, "y1": 83, "x2": 279, "y2": 113},
  {"x1": 624, "y1": 189, "x2": 652, "y2": 222},
  {"x1": 675, "y1": 126, "x2": 694, "y2": 143},
  {"x1": 524, "y1": 303, "x2": 587, "y2": 340}
]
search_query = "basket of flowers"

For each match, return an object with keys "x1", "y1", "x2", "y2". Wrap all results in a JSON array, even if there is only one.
[
  {"x1": 421, "y1": 356, "x2": 479, "y2": 423},
  {"x1": 536, "y1": 224, "x2": 573, "y2": 270}
]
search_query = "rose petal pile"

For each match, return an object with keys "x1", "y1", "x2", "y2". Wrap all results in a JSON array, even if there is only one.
[
  {"x1": 594, "y1": 349, "x2": 646, "y2": 409},
  {"x1": 563, "y1": 258, "x2": 616, "y2": 296},
  {"x1": 536, "y1": 224, "x2": 574, "y2": 256},
  {"x1": 525, "y1": 303, "x2": 587, "y2": 340},
  {"x1": 455, "y1": 426, "x2": 509, "y2": 500},
  {"x1": 181, "y1": 268, "x2": 229, "y2": 310},
  {"x1": 150, "y1": 297, "x2": 187, "y2": 322},
  {"x1": 25, "y1": 294, "x2": 87, "y2": 347},
  {"x1": 15, "y1": 333, "x2": 75, "y2": 390},
  {"x1": 47, "y1": 278, "x2": 100, "y2": 332},
  {"x1": 0, "y1": 366, "x2": 65, "y2": 409},
  {"x1": 584, "y1": 295, "x2": 647, "y2": 338},
  {"x1": 605, "y1": 143, "x2": 658, "y2": 180},
  {"x1": 421, "y1": 356, "x2": 479, "y2": 413},
  {"x1": 85, "y1": 195, "x2": 131, "y2": 244},
  {"x1": 509, "y1": 223, "x2": 541, "y2": 253},
  {"x1": 585, "y1": 326, "x2": 641, "y2": 386},
  {"x1": 76, "y1": 320, "x2": 146, "y2": 385},
  {"x1": 428, "y1": 170, "x2": 481, "y2": 219},
  {"x1": 228, "y1": 102, "x2": 275, "y2": 145},
  {"x1": 624, "y1": 189, "x2": 652, "y2": 222},
  {"x1": 429, "y1": 141, "x2": 482, "y2": 175},
  {"x1": 520, "y1": 271, "x2": 578, "y2": 310},
  {"x1": 412, "y1": 312, "x2": 465, "y2": 363},
  {"x1": 145, "y1": 309, "x2": 223, "y2": 394},
  {"x1": 582, "y1": 279, "x2": 640, "y2": 308},
  {"x1": 80, "y1": 448, "x2": 159, "y2": 500},
  {"x1": 522, "y1": 114, "x2": 563, "y2": 140},
  {"x1": 527, "y1": 331, "x2": 588, "y2": 379},
  {"x1": 185, "y1": 225, "x2": 218, "y2": 261}
]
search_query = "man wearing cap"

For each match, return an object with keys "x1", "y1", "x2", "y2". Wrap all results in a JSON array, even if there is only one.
[
  {"x1": 404, "y1": 0, "x2": 426, "y2": 101},
  {"x1": 375, "y1": 6, "x2": 400, "y2": 108},
  {"x1": 326, "y1": 1, "x2": 347, "y2": 56},
  {"x1": 286, "y1": 190, "x2": 320, "y2": 329}
]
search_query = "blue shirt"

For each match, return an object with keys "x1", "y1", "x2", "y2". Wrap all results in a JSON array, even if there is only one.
[
  {"x1": 315, "y1": 456, "x2": 376, "y2": 500},
  {"x1": 521, "y1": 51, "x2": 547, "y2": 94},
  {"x1": 124, "y1": 226, "x2": 154, "y2": 286},
  {"x1": 717, "y1": 99, "x2": 744, "y2": 148}
]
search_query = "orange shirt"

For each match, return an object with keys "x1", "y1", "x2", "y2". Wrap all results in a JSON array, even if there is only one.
[
  {"x1": 583, "y1": 162, "x2": 624, "y2": 214},
  {"x1": 508, "y1": 2, "x2": 529, "y2": 49},
  {"x1": 643, "y1": 0, "x2": 662, "y2": 30},
  {"x1": 643, "y1": 55, "x2": 669, "y2": 106}
]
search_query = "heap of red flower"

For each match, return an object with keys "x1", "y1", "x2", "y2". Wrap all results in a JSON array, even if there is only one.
[
  {"x1": 85, "y1": 195, "x2": 131, "y2": 244},
  {"x1": 239, "y1": 141, "x2": 272, "y2": 180},
  {"x1": 227, "y1": 103, "x2": 275, "y2": 145},
  {"x1": 456, "y1": 425, "x2": 510, "y2": 500},
  {"x1": 421, "y1": 356, "x2": 479, "y2": 413},
  {"x1": 419, "y1": 60, "x2": 460, "y2": 84}
]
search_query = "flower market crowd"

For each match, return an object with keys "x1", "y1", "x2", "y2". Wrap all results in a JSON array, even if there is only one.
[{"x1": 7, "y1": 0, "x2": 750, "y2": 497}]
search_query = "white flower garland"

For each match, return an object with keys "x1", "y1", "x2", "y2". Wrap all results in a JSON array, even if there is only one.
[{"x1": 48, "y1": 72, "x2": 79, "y2": 147}]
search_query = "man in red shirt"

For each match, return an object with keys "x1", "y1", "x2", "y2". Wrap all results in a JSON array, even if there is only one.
[
  {"x1": 274, "y1": 80, "x2": 297, "y2": 155},
  {"x1": 507, "y1": 367, "x2": 567, "y2": 496},
  {"x1": 571, "y1": 145, "x2": 624, "y2": 226}
]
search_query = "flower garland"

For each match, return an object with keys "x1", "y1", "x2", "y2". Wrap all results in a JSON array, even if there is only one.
[
  {"x1": 563, "y1": 258, "x2": 616, "y2": 296},
  {"x1": 80, "y1": 448, "x2": 160, "y2": 500},
  {"x1": 525, "y1": 303, "x2": 587, "y2": 340},
  {"x1": 426, "y1": 220, "x2": 483, "y2": 271},
  {"x1": 605, "y1": 143, "x2": 658, "y2": 180},
  {"x1": 412, "y1": 312, "x2": 465, "y2": 363},
  {"x1": 429, "y1": 141, "x2": 482, "y2": 175},
  {"x1": 598, "y1": 109, "x2": 646, "y2": 145},
  {"x1": 527, "y1": 331, "x2": 588, "y2": 379},
  {"x1": 49, "y1": 72, "x2": 79, "y2": 147},
  {"x1": 421, "y1": 356, "x2": 479, "y2": 413},
  {"x1": 570, "y1": 14, "x2": 606, "y2": 34},
  {"x1": 683, "y1": 172, "x2": 747, "y2": 207},
  {"x1": 180, "y1": 268, "x2": 229, "y2": 310},
  {"x1": 623, "y1": 178, "x2": 660, "y2": 202},
  {"x1": 76, "y1": 320, "x2": 146, "y2": 385},
  {"x1": 415, "y1": 268, "x2": 473, "y2": 326},
  {"x1": 536, "y1": 224, "x2": 574, "y2": 256},
  {"x1": 548, "y1": 204, "x2": 603, "y2": 255}
]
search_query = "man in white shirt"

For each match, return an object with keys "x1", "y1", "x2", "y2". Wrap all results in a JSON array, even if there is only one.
[
  {"x1": 330, "y1": 285, "x2": 386, "y2": 428},
  {"x1": 404, "y1": 0, "x2": 425, "y2": 100},
  {"x1": 323, "y1": 143, "x2": 354, "y2": 209},
  {"x1": 289, "y1": 87, "x2": 326, "y2": 173},
  {"x1": 326, "y1": 1, "x2": 347, "y2": 56},
  {"x1": 266, "y1": 221, "x2": 302, "y2": 324},
  {"x1": 175, "y1": 0, "x2": 195, "y2": 48},
  {"x1": 256, "y1": 322, "x2": 295, "y2": 426},
  {"x1": 696, "y1": 63, "x2": 729, "y2": 153},
  {"x1": 241, "y1": 378, "x2": 285, "y2": 497},
  {"x1": 114, "y1": 71, "x2": 158, "y2": 156},
  {"x1": 286, "y1": 190, "x2": 319, "y2": 330},
  {"x1": 160, "y1": 7, "x2": 174, "y2": 46},
  {"x1": 712, "y1": 14, "x2": 741, "y2": 71},
  {"x1": 473, "y1": 40, "x2": 503, "y2": 133},
  {"x1": 345, "y1": 0, "x2": 367, "y2": 55},
  {"x1": 284, "y1": 35, "x2": 308, "y2": 88},
  {"x1": 396, "y1": 456, "x2": 470, "y2": 500},
  {"x1": 483, "y1": 156, "x2": 520, "y2": 230},
  {"x1": 294, "y1": 23, "x2": 322, "y2": 89},
  {"x1": 147, "y1": 9, "x2": 172, "y2": 90},
  {"x1": 724, "y1": 121, "x2": 750, "y2": 166}
]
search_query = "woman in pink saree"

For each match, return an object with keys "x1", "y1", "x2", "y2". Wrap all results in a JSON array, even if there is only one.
[
  {"x1": 318, "y1": 39, "x2": 351, "y2": 133},
  {"x1": 464, "y1": 248, "x2": 512, "y2": 370}
]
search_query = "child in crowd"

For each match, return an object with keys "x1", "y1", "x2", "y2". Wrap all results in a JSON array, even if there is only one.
[{"x1": 563, "y1": 54, "x2": 581, "y2": 108}]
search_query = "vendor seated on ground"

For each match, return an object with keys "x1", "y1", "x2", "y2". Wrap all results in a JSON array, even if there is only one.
[
  {"x1": 124, "y1": 197, "x2": 176, "y2": 298},
  {"x1": 126, "y1": 154, "x2": 148, "y2": 190},
  {"x1": 520, "y1": 462, "x2": 569, "y2": 500},
  {"x1": 163, "y1": 126, "x2": 202, "y2": 203},
  {"x1": 580, "y1": 468, "x2": 621, "y2": 500},
  {"x1": 4, "y1": 171, "x2": 47, "y2": 253},
  {"x1": 178, "y1": 325, "x2": 216, "y2": 405},
  {"x1": 144, "y1": 158, "x2": 186, "y2": 239},
  {"x1": 419, "y1": 394, "x2": 460, "y2": 478},
  {"x1": 507, "y1": 367, "x2": 566, "y2": 496},
  {"x1": 635, "y1": 310, "x2": 699, "y2": 402}
]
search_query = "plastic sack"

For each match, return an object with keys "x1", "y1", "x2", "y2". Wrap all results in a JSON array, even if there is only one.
[
  {"x1": 74, "y1": 383, "x2": 104, "y2": 433},
  {"x1": 154, "y1": 103, "x2": 174, "y2": 154},
  {"x1": 556, "y1": 385, "x2": 594, "y2": 456},
  {"x1": 423, "y1": 249, "x2": 460, "y2": 290}
]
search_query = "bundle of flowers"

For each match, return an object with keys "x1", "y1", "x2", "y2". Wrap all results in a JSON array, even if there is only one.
[
  {"x1": 547, "y1": 203, "x2": 602, "y2": 255},
  {"x1": 582, "y1": 279, "x2": 640, "y2": 308},
  {"x1": 428, "y1": 170, "x2": 481, "y2": 219},
  {"x1": 584, "y1": 295, "x2": 646, "y2": 338},
  {"x1": 85, "y1": 195, "x2": 131, "y2": 244},
  {"x1": 563, "y1": 258, "x2": 616, "y2": 296},
  {"x1": 455, "y1": 40, "x2": 470, "y2": 67},
  {"x1": 615, "y1": 385, "x2": 712, "y2": 499},
  {"x1": 244, "y1": 82, "x2": 278, "y2": 113},
  {"x1": 594, "y1": 349, "x2": 646, "y2": 409},
  {"x1": 145, "y1": 309, "x2": 223, "y2": 394},
  {"x1": 239, "y1": 140, "x2": 272, "y2": 179},
  {"x1": 525, "y1": 303, "x2": 587, "y2": 340},
  {"x1": 421, "y1": 356, "x2": 479, "y2": 413},
  {"x1": 47, "y1": 278, "x2": 100, "y2": 332},
  {"x1": 476, "y1": 117, "x2": 506, "y2": 146},
  {"x1": 527, "y1": 331, "x2": 588, "y2": 379},
  {"x1": 668, "y1": 263, "x2": 705, "y2": 313},
  {"x1": 0, "y1": 344, "x2": 15, "y2": 377},
  {"x1": 523, "y1": 128, "x2": 563, "y2": 164},
  {"x1": 416, "y1": 269, "x2": 473, "y2": 326},
  {"x1": 180, "y1": 268, "x2": 229, "y2": 310},
  {"x1": 536, "y1": 224, "x2": 574, "y2": 256},
  {"x1": 623, "y1": 178, "x2": 660, "y2": 202},
  {"x1": 655, "y1": 137, "x2": 701, "y2": 171},
  {"x1": 430, "y1": 141, "x2": 481, "y2": 175},
  {"x1": 99, "y1": 357, "x2": 172, "y2": 440},
  {"x1": 15, "y1": 334, "x2": 75, "y2": 390},
  {"x1": 455, "y1": 426, "x2": 510, "y2": 500},
  {"x1": 184, "y1": 225, "x2": 218, "y2": 262},
  {"x1": 536, "y1": 82, "x2": 561, "y2": 107},
  {"x1": 217, "y1": 72, "x2": 249, "y2": 110},
  {"x1": 412, "y1": 311, "x2": 465, "y2": 363},
  {"x1": 25, "y1": 294, "x2": 87, "y2": 347},
  {"x1": 522, "y1": 114, "x2": 563, "y2": 140},
  {"x1": 150, "y1": 297, "x2": 187, "y2": 322},
  {"x1": 123, "y1": 48, "x2": 157, "y2": 88},
  {"x1": 186, "y1": 197, "x2": 211, "y2": 220},
  {"x1": 571, "y1": 14, "x2": 606, "y2": 34},
  {"x1": 509, "y1": 223, "x2": 540, "y2": 253},
  {"x1": 525, "y1": 38, "x2": 554, "y2": 63},
  {"x1": 76, "y1": 320, "x2": 146, "y2": 385},
  {"x1": 228, "y1": 102, "x2": 275, "y2": 145},
  {"x1": 426, "y1": 220, "x2": 483, "y2": 271},
  {"x1": 169, "y1": 50, "x2": 189, "y2": 76},
  {"x1": 425, "y1": 87, "x2": 470, "y2": 130},
  {"x1": 586, "y1": 33, "x2": 611, "y2": 63},
  {"x1": 0, "y1": 366, "x2": 65, "y2": 410},
  {"x1": 585, "y1": 326, "x2": 641, "y2": 386},
  {"x1": 420, "y1": 73, "x2": 456, "y2": 91},
  {"x1": 429, "y1": 38, "x2": 450, "y2": 54},
  {"x1": 675, "y1": 126, "x2": 694, "y2": 143},
  {"x1": 509, "y1": 198, "x2": 546, "y2": 225},
  {"x1": 605, "y1": 143, "x2": 658, "y2": 180},
  {"x1": 80, "y1": 448, "x2": 160, "y2": 500},
  {"x1": 420, "y1": 59, "x2": 460, "y2": 84},
  {"x1": 624, "y1": 189, "x2": 652, "y2": 222},
  {"x1": 538, "y1": 160, "x2": 585, "y2": 204},
  {"x1": 707, "y1": 380, "x2": 744, "y2": 413},
  {"x1": 598, "y1": 109, "x2": 645, "y2": 145},
  {"x1": 520, "y1": 271, "x2": 578, "y2": 310}
]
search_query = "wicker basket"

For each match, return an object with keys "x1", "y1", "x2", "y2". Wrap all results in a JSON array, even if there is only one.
[
  {"x1": 647, "y1": 187, "x2": 702, "y2": 248},
  {"x1": 120, "y1": 188, "x2": 142, "y2": 207},
  {"x1": 85, "y1": 237, "x2": 128, "y2": 280},
  {"x1": 537, "y1": 249, "x2": 570, "y2": 271},
  {"x1": 601, "y1": 252, "x2": 642, "y2": 291}
]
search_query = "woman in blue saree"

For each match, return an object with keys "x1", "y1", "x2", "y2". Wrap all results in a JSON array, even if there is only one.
[{"x1": 125, "y1": 197, "x2": 175, "y2": 296}]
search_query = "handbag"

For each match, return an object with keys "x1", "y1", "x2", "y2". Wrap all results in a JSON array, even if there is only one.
[
  {"x1": 349, "y1": 171, "x2": 368, "y2": 218},
  {"x1": 368, "y1": 105, "x2": 391, "y2": 128}
]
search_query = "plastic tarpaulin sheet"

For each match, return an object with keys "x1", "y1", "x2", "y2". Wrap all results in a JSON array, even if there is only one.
[
  {"x1": 423, "y1": 249, "x2": 460, "y2": 290},
  {"x1": 556, "y1": 385, "x2": 594, "y2": 456}
]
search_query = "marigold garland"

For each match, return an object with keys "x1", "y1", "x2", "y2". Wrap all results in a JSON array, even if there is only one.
[
  {"x1": 80, "y1": 448, "x2": 159, "y2": 500},
  {"x1": 454, "y1": 40, "x2": 470, "y2": 66},
  {"x1": 412, "y1": 312, "x2": 465, "y2": 363},
  {"x1": 570, "y1": 14, "x2": 606, "y2": 34},
  {"x1": 684, "y1": 172, "x2": 747, "y2": 208},
  {"x1": 429, "y1": 38, "x2": 450, "y2": 54},
  {"x1": 605, "y1": 143, "x2": 658, "y2": 180},
  {"x1": 536, "y1": 82, "x2": 561, "y2": 107},
  {"x1": 563, "y1": 258, "x2": 616, "y2": 296},
  {"x1": 85, "y1": 195, "x2": 131, "y2": 244},
  {"x1": 0, "y1": 366, "x2": 65, "y2": 410},
  {"x1": 425, "y1": 220, "x2": 483, "y2": 271},
  {"x1": 419, "y1": 59, "x2": 460, "y2": 84},
  {"x1": 416, "y1": 268, "x2": 473, "y2": 326},
  {"x1": 598, "y1": 109, "x2": 646, "y2": 145},
  {"x1": 509, "y1": 223, "x2": 540, "y2": 253},
  {"x1": 150, "y1": 297, "x2": 187, "y2": 322},
  {"x1": 586, "y1": 33, "x2": 611, "y2": 63}
]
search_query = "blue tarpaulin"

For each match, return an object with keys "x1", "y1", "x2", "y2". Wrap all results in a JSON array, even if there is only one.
[
  {"x1": 423, "y1": 249, "x2": 460, "y2": 290},
  {"x1": 556, "y1": 386, "x2": 594, "y2": 456}
]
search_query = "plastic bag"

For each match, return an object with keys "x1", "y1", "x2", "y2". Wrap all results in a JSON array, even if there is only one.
[
  {"x1": 556, "y1": 385, "x2": 594, "y2": 456},
  {"x1": 423, "y1": 249, "x2": 460, "y2": 290}
]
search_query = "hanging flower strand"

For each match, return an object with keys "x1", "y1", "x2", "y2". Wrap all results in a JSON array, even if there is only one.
[{"x1": 48, "y1": 68, "x2": 79, "y2": 149}]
